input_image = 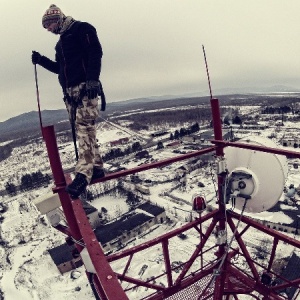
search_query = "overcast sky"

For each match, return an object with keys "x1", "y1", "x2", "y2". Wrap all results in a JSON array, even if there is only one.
[{"x1": 1, "y1": 1, "x2": 300, "y2": 122}]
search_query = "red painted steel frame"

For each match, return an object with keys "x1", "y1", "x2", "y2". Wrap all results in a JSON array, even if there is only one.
[
  {"x1": 42, "y1": 126, "x2": 129, "y2": 300},
  {"x1": 42, "y1": 98, "x2": 300, "y2": 300},
  {"x1": 211, "y1": 98, "x2": 227, "y2": 300}
]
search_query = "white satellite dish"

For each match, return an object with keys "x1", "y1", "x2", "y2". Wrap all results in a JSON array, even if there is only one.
[{"x1": 224, "y1": 136, "x2": 288, "y2": 213}]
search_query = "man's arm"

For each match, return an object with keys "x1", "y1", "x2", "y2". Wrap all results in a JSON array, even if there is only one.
[
  {"x1": 31, "y1": 51, "x2": 59, "y2": 74},
  {"x1": 39, "y1": 55, "x2": 60, "y2": 74}
]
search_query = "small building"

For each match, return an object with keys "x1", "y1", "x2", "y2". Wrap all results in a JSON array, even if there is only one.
[
  {"x1": 151, "y1": 130, "x2": 168, "y2": 137},
  {"x1": 181, "y1": 135, "x2": 196, "y2": 143},
  {"x1": 49, "y1": 204, "x2": 166, "y2": 268},
  {"x1": 138, "y1": 202, "x2": 166, "y2": 224},
  {"x1": 282, "y1": 137, "x2": 300, "y2": 148},
  {"x1": 241, "y1": 124, "x2": 267, "y2": 130},
  {"x1": 201, "y1": 129, "x2": 233, "y2": 142},
  {"x1": 166, "y1": 141, "x2": 181, "y2": 148},
  {"x1": 135, "y1": 184, "x2": 150, "y2": 195},
  {"x1": 181, "y1": 130, "x2": 234, "y2": 146},
  {"x1": 110, "y1": 137, "x2": 129, "y2": 147},
  {"x1": 94, "y1": 202, "x2": 166, "y2": 252},
  {"x1": 48, "y1": 243, "x2": 82, "y2": 274},
  {"x1": 135, "y1": 150, "x2": 150, "y2": 159}
]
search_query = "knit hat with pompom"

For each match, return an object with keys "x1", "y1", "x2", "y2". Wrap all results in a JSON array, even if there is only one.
[{"x1": 42, "y1": 4, "x2": 65, "y2": 28}]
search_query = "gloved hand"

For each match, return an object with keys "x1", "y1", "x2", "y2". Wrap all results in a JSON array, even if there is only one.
[
  {"x1": 86, "y1": 80, "x2": 101, "y2": 100},
  {"x1": 32, "y1": 51, "x2": 42, "y2": 64}
]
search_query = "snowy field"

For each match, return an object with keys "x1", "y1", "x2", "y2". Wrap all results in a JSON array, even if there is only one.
[{"x1": 1, "y1": 110, "x2": 300, "y2": 299}]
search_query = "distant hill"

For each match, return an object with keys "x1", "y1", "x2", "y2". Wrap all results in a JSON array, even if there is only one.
[
  {"x1": 0, "y1": 110, "x2": 69, "y2": 142},
  {"x1": 1, "y1": 91, "x2": 300, "y2": 143},
  {"x1": 0, "y1": 96, "x2": 210, "y2": 142}
]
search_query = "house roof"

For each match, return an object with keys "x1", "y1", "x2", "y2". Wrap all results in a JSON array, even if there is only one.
[
  {"x1": 177, "y1": 166, "x2": 188, "y2": 171},
  {"x1": 94, "y1": 202, "x2": 165, "y2": 245},
  {"x1": 135, "y1": 150, "x2": 149, "y2": 157},
  {"x1": 137, "y1": 202, "x2": 165, "y2": 216},
  {"x1": 278, "y1": 252, "x2": 300, "y2": 298},
  {"x1": 94, "y1": 212, "x2": 153, "y2": 244},
  {"x1": 166, "y1": 141, "x2": 181, "y2": 147},
  {"x1": 48, "y1": 243, "x2": 75, "y2": 265}
]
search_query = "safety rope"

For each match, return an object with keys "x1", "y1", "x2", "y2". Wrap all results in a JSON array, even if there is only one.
[{"x1": 71, "y1": 236, "x2": 85, "y2": 247}]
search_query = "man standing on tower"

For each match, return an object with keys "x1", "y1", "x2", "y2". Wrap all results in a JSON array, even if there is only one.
[{"x1": 32, "y1": 4, "x2": 106, "y2": 198}]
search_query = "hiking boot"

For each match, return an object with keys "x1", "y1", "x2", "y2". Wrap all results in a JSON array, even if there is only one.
[
  {"x1": 66, "y1": 173, "x2": 88, "y2": 199},
  {"x1": 91, "y1": 167, "x2": 105, "y2": 181}
]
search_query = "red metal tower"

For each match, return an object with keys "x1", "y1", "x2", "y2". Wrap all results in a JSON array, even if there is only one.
[{"x1": 41, "y1": 98, "x2": 300, "y2": 300}]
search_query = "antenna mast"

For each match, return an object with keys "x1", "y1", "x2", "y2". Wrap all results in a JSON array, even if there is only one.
[{"x1": 202, "y1": 45, "x2": 213, "y2": 100}]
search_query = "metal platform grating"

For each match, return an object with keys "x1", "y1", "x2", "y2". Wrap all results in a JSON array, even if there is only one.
[{"x1": 165, "y1": 275, "x2": 214, "y2": 300}]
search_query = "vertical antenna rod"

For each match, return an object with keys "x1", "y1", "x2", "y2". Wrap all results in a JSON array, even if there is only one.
[{"x1": 202, "y1": 45, "x2": 213, "y2": 100}]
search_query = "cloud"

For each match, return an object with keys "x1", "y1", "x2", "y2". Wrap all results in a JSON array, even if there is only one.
[{"x1": 1, "y1": 0, "x2": 300, "y2": 122}]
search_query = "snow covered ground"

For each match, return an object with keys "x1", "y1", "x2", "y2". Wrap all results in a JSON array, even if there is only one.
[{"x1": 1, "y1": 108, "x2": 300, "y2": 299}]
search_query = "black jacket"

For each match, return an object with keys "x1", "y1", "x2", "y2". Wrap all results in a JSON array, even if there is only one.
[{"x1": 39, "y1": 21, "x2": 102, "y2": 91}]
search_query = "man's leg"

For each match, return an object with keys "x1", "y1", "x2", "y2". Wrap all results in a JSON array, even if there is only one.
[
  {"x1": 63, "y1": 94, "x2": 79, "y2": 160},
  {"x1": 75, "y1": 89, "x2": 100, "y2": 183},
  {"x1": 65, "y1": 84, "x2": 100, "y2": 198},
  {"x1": 91, "y1": 142, "x2": 105, "y2": 180}
]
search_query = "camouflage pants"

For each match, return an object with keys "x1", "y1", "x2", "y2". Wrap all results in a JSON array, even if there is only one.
[{"x1": 65, "y1": 83, "x2": 103, "y2": 183}]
